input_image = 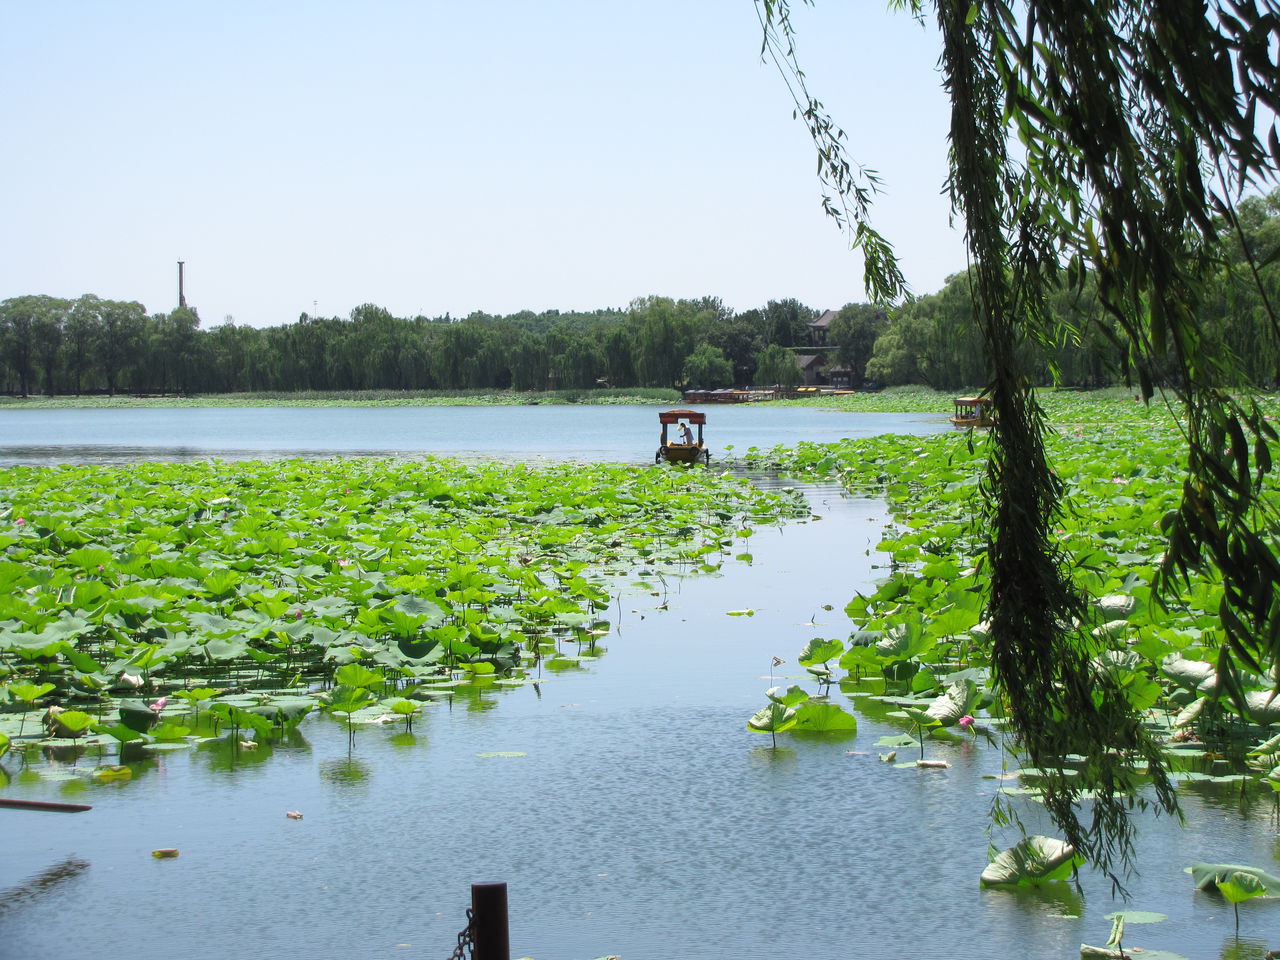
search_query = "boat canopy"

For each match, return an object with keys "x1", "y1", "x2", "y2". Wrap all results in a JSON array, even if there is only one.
[{"x1": 658, "y1": 409, "x2": 706, "y2": 425}]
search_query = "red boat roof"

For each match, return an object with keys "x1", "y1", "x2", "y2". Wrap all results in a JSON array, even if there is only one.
[{"x1": 659, "y1": 409, "x2": 706, "y2": 424}]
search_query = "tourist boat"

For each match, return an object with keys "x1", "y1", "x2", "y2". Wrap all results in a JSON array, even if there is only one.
[
  {"x1": 951, "y1": 396, "x2": 995, "y2": 428},
  {"x1": 655, "y1": 409, "x2": 710, "y2": 464}
]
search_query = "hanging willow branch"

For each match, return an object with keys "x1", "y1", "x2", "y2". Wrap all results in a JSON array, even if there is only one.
[{"x1": 759, "y1": 0, "x2": 1280, "y2": 884}]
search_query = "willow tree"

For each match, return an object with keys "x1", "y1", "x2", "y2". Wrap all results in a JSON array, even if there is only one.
[{"x1": 760, "y1": 0, "x2": 1280, "y2": 883}]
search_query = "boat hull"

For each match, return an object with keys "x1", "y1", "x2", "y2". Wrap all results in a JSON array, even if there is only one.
[{"x1": 658, "y1": 444, "x2": 706, "y2": 464}]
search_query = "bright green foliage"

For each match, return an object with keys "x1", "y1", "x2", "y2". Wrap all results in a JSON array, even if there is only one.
[
  {"x1": 791, "y1": 701, "x2": 857, "y2": 733},
  {"x1": 1189, "y1": 862, "x2": 1280, "y2": 896},
  {"x1": 753, "y1": 344, "x2": 801, "y2": 387},
  {"x1": 747, "y1": 702, "x2": 798, "y2": 737},
  {"x1": 746, "y1": 401, "x2": 1280, "y2": 879},
  {"x1": 1191, "y1": 862, "x2": 1280, "y2": 932},
  {"x1": 7, "y1": 682, "x2": 55, "y2": 704},
  {"x1": 765, "y1": 684, "x2": 809, "y2": 708},
  {"x1": 0, "y1": 456, "x2": 806, "y2": 751},
  {"x1": 798, "y1": 638, "x2": 843, "y2": 667},
  {"x1": 334, "y1": 664, "x2": 382, "y2": 690},
  {"x1": 47, "y1": 710, "x2": 94, "y2": 736}
]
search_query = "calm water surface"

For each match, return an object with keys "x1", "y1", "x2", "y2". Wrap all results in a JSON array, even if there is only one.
[
  {"x1": 2, "y1": 411, "x2": 1278, "y2": 959},
  {"x1": 0, "y1": 404, "x2": 946, "y2": 465}
]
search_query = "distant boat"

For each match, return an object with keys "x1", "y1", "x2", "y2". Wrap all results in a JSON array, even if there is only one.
[
  {"x1": 655, "y1": 409, "x2": 710, "y2": 464},
  {"x1": 951, "y1": 396, "x2": 995, "y2": 428}
]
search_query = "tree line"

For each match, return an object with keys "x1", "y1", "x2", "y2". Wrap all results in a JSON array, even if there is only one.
[
  {"x1": 0, "y1": 294, "x2": 826, "y2": 396},
  {"x1": 4, "y1": 190, "x2": 1278, "y2": 396}
]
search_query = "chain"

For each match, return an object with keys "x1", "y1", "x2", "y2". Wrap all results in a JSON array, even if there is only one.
[{"x1": 449, "y1": 906, "x2": 474, "y2": 960}]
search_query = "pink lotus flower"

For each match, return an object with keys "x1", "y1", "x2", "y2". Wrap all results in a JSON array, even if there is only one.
[
  {"x1": 337, "y1": 559, "x2": 353, "y2": 568},
  {"x1": 293, "y1": 609, "x2": 303, "y2": 620},
  {"x1": 958, "y1": 715, "x2": 975, "y2": 729},
  {"x1": 149, "y1": 696, "x2": 167, "y2": 713},
  {"x1": 15, "y1": 517, "x2": 25, "y2": 526}
]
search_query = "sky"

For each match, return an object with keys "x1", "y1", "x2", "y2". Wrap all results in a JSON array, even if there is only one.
[{"x1": 1, "y1": 1, "x2": 966, "y2": 328}]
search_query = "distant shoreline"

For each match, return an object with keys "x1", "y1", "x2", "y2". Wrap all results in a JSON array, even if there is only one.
[
  {"x1": 0, "y1": 386, "x2": 1261, "y2": 418},
  {"x1": 0, "y1": 388, "x2": 682, "y2": 410}
]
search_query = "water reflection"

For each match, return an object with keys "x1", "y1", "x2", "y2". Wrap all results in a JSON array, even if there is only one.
[
  {"x1": 745, "y1": 744, "x2": 797, "y2": 768},
  {"x1": 980, "y1": 883, "x2": 1086, "y2": 947},
  {"x1": 0, "y1": 858, "x2": 91, "y2": 916},
  {"x1": 1218, "y1": 934, "x2": 1275, "y2": 960},
  {"x1": 320, "y1": 757, "x2": 371, "y2": 786}
]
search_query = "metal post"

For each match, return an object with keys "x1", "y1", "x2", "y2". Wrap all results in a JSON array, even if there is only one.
[{"x1": 470, "y1": 882, "x2": 509, "y2": 960}]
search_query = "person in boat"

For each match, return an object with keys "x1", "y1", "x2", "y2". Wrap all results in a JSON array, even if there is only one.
[{"x1": 677, "y1": 421, "x2": 693, "y2": 445}]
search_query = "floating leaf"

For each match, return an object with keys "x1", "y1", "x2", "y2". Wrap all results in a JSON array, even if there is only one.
[{"x1": 980, "y1": 836, "x2": 1083, "y2": 887}]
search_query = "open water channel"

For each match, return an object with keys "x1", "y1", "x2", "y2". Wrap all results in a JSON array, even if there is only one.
[{"x1": 1, "y1": 405, "x2": 1278, "y2": 959}]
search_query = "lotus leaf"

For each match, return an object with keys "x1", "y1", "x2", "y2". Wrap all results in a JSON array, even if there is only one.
[
  {"x1": 980, "y1": 836, "x2": 1083, "y2": 887},
  {"x1": 1163, "y1": 655, "x2": 1217, "y2": 691},
  {"x1": 798, "y1": 638, "x2": 843, "y2": 666},
  {"x1": 92, "y1": 723, "x2": 146, "y2": 743},
  {"x1": 46, "y1": 709, "x2": 94, "y2": 737},
  {"x1": 924, "y1": 679, "x2": 978, "y2": 725},
  {"x1": 334, "y1": 663, "x2": 383, "y2": 689},
  {"x1": 1189, "y1": 862, "x2": 1280, "y2": 895},
  {"x1": 7, "y1": 681, "x2": 56, "y2": 704},
  {"x1": 1172, "y1": 697, "x2": 1205, "y2": 729},
  {"x1": 792, "y1": 701, "x2": 857, "y2": 733},
  {"x1": 747, "y1": 702, "x2": 798, "y2": 734},
  {"x1": 765, "y1": 685, "x2": 809, "y2": 707},
  {"x1": 874, "y1": 613, "x2": 933, "y2": 663},
  {"x1": 150, "y1": 722, "x2": 193, "y2": 741},
  {"x1": 118, "y1": 700, "x2": 160, "y2": 733},
  {"x1": 1251, "y1": 732, "x2": 1280, "y2": 756},
  {"x1": 1094, "y1": 593, "x2": 1139, "y2": 619},
  {"x1": 1244, "y1": 690, "x2": 1280, "y2": 725}
]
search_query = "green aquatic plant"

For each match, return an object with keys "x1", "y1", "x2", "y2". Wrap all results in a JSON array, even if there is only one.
[
  {"x1": 798, "y1": 637, "x2": 844, "y2": 689},
  {"x1": 44, "y1": 709, "x2": 94, "y2": 739},
  {"x1": 755, "y1": 413, "x2": 1280, "y2": 874},
  {"x1": 390, "y1": 699, "x2": 420, "y2": 732},
  {"x1": 1189, "y1": 862, "x2": 1280, "y2": 935},
  {"x1": 979, "y1": 836, "x2": 1083, "y2": 888},
  {"x1": 0, "y1": 455, "x2": 805, "y2": 733},
  {"x1": 5, "y1": 682, "x2": 55, "y2": 737},
  {"x1": 747, "y1": 701, "x2": 798, "y2": 749},
  {"x1": 900, "y1": 707, "x2": 940, "y2": 762},
  {"x1": 748, "y1": 685, "x2": 807, "y2": 748}
]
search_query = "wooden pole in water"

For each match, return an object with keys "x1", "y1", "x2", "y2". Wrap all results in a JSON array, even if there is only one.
[
  {"x1": 471, "y1": 882, "x2": 509, "y2": 960},
  {"x1": 0, "y1": 798, "x2": 92, "y2": 813}
]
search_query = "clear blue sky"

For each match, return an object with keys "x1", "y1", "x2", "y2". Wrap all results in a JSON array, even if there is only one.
[{"x1": 1, "y1": 1, "x2": 965, "y2": 327}]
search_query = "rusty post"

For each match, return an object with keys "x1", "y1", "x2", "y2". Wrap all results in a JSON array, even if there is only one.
[{"x1": 470, "y1": 882, "x2": 509, "y2": 960}]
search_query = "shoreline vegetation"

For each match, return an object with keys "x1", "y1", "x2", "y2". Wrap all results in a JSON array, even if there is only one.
[{"x1": 0, "y1": 384, "x2": 1242, "y2": 416}]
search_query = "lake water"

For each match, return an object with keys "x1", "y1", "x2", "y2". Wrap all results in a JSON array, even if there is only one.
[
  {"x1": 0, "y1": 405, "x2": 947, "y2": 465},
  {"x1": 2, "y1": 407, "x2": 1278, "y2": 960}
]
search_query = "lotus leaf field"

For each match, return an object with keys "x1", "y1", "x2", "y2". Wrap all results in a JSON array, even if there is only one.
[
  {"x1": 0, "y1": 457, "x2": 809, "y2": 775},
  {"x1": 742, "y1": 400, "x2": 1280, "y2": 820}
]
